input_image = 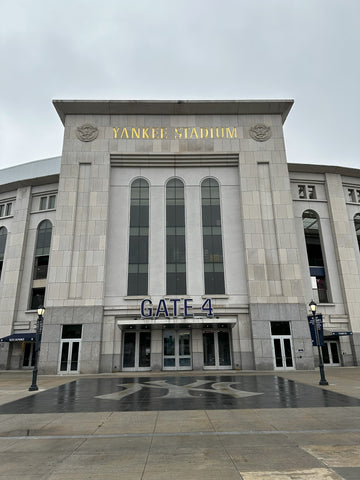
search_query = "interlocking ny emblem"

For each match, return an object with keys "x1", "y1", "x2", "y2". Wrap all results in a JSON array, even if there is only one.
[{"x1": 95, "y1": 380, "x2": 263, "y2": 401}]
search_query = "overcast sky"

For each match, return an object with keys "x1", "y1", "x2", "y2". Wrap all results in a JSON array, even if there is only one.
[{"x1": 1, "y1": 0, "x2": 359, "y2": 170}]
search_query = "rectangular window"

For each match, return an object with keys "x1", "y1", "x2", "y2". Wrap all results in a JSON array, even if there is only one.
[
  {"x1": 62, "y1": 324, "x2": 82, "y2": 339},
  {"x1": 5, "y1": 203, "x2": 12, "y2": 216},
  {"x1": 33, "y1": 256, "x2": 49, "y2": 279},
  {"x1": 30, "y1": 287, "x2": 45, "y2": 310},
  {"x1": 127, "y1": 179, "x2": 149, "y2": 296},
  {"x1": 348, "y1": 189, "x2": 356, "y2": 202},
  {"x1": 357, "y1": 190, "x2": 360, "y2": 203},
  {"x1": 39, "y1": 197, "x2": 47, "y2": 210},
  {"x1": 48, "y1": 195, "x2": 56, "y2": 209},
  {"x1": 0, "y1": 203, "x2": 12, "y2": 217},
  {"x1": 39, "y1": 195, "x2": 56, "y2": 210},
  {"x1": 298, "y1": 185, "x2": 306, "y2": 198},
  {"x1": 201, "y1": 179, "x2": 225, "y2": 294},
  {"x1": 307, "y1": 185, "x2": 316, "y2": 199}
]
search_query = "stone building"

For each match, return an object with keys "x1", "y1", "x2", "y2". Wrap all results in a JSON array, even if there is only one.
[{"x1": 0, "y1": 99, "x2": 359, "y2": 374}]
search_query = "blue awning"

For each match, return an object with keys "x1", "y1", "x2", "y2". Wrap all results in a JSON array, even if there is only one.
[{"x1": 0, "y1": 333, "x2": 35, "y2": 342}]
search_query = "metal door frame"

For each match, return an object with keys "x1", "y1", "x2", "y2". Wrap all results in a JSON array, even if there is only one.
[
  {"x1": 203, "y1": 329, "x2": 232, "y2": 369},
  {"x1": 58, "y1": 339, "x2": 81, "y2": 374},
  {"x1": 122, "y1": 329, "x2": 151, "y2": 371},
  {"x1": 271, "y1": 335, "x2": 295, "y2": 370},
  {"x1": 163, "y1": 328, "x2": 192, "y2": 371}
]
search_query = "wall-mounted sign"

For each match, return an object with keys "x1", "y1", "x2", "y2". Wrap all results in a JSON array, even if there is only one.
[
  {"x1": 140, "y1": 298, "x2": 213, "y2": 318},
  {"x1": 112, "y1": 126, "x2": 238, "y2": 140}
]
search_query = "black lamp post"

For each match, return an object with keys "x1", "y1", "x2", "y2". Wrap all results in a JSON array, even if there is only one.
[
  {"x1": 309, "y1": 300, "x2": 328, "y2": 386},
  {"x1": 29, "y1": 306, "x2": 45, "y2": 391}
]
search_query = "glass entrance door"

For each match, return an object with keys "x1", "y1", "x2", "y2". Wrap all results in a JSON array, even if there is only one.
[
  {"x1": 163, "y1": 329, "x2": 191, "y2": 370},
  {"x1": 203, "y1": 329, "x2": 232, "y2": 369},
  {"x1": 123, "y1": 330, "x2": 151, "y2": 370},
  {"x1": 58, "y1": 324, "x2": 82, "y2": 374},
  {"x1": 270, "y1": 321, "x2": 295, "y2": 370},
  {"x1": 272, "y1": 337, "x2": 294, "y2": 369},
  {"x1": 322, "y1": 340, "x2": 340, "y2": 365},
  {"x1": 59, "y1": 340, "x2": 81, "y2": 373}
]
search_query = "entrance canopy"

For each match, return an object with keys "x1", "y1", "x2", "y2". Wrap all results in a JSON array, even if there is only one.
[
  {"x1": 117, "y1": 317, "x2": 237, "y2": 328},
  {"x1": 0, "y1": 333, "x2": 35, "y2": 342}
]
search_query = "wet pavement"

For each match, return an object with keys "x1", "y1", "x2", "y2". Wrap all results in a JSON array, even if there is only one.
[
  {"x1": 0, "y1": 368, "x2": 359, "y2": 479},
  {"x1": 1, "y1": 374, "x2": 360, "y2": 414}
]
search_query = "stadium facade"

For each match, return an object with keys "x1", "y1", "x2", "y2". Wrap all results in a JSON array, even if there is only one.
[{"x1": 0, "y1": 99, "x2": 359, "y2": 374}]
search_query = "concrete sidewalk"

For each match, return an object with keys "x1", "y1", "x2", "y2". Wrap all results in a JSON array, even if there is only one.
[{"x1": 0, "y1": 368, "x2": 359, "y2": 479}]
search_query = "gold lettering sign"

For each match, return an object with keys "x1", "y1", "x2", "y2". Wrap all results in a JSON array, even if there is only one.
[{"x1": 112, "y1": 127, "x2": 237, "y2": 140}]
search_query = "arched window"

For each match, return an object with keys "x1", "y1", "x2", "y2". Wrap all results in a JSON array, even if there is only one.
[
  {"x1": 128, "y1": 178, "x2": 149, "y2": 295},
  {"x1": 354, "y1": 213, "x2": 360, "y2": 251},
  {"x1": 302, "y1": 210, "x2": 328, "y2": 303},
  {"x1": 166, "y1": 178, "x2": 186, "y2": 294},
  {"x1": 201, "y1": 178, "x2": 225, "y2": 294},
  {"x1": 0, "y1": 227, "x2": 8, "y2": 280},
  {"x1": 30, "y1": 220, "x2": 53, "y2": 309}
]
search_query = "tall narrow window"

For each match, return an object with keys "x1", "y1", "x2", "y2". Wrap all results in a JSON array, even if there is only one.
[
  {"x1": 0, "y1": 227, "x2": 8, "y2": 280},
  {"x1": 128, "y1": 179, "x2": 149, "y2": 296},
  {"x1": 201, "y1": 178, "x2": 225, "y2": 294},
  {"x1": 302, "y1": 210, "x2": 328, "y2": 303},
  {"x1": 166, "y1": 178, "x2": 186, "y2": 294},
  {"x1": 30, "y1": 220, "x2": 52, "y2": 309},
  {"x1": 354, "y1": 214, "x2": 360, "y2": 251}
]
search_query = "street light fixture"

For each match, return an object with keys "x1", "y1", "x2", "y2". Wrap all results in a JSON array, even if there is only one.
[
  {"x1": 309, "y1": 300, "x2": 328, "y2": 386},
  {"x1": 29, "y1": 306, "x2": 45, "y2": 391}
]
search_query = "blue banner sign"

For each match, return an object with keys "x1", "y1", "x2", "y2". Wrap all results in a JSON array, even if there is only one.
[
  {"x1": 332, "y1": 331, "x2": 353, "y2": 336},
  {"x1": 141, "y1": 298, "x2": 213, "y2": 318},
  {"x1": 307, "y1": 314, "x2": 324, "y2": 346}
]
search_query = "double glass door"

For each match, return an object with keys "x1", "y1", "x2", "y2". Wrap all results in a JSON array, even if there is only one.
[
  {"x1": 322, "y1": 340, "x2": 340, "y2": 365},
  {"x1": 123, "y1": 330, "x2": 151, "y2": 370},
  {"x1": 58, "y1": 324, "x2": 82, "y2": 374},
  {"x1": 59, "y1": 340, "x2": 81, "y2": 373},
  {"x1": 271, "y1": 322, "x2": 294, "y2": 370},
  {"x1": 272, "y1": 337, "x2": 294, "y2": 369},
  {"x1": 203, "y1": 329, "x2": 231, "y2": 368},
  {"x1": 163, "y1": 329, "x2": 191, "y2": 370}
]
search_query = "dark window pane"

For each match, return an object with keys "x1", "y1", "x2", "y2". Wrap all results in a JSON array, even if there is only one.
[
  {"x1": 330, "y1": 342, "x2": 340, "y2": 363},
  {"x1": 204, "y1": 272, "x2": 225, "y2": 295},
  {"x1": 60, "y1": 343, "x2": 69, "y2": 371},
  {"x1": 201, "y1": 178, "x2": 224, "y2": 294},
  {"x1": 284, "y1": 339, "x2": 293, "y2": 367},
  {"x1": 218, "y1": 331, "x2": 231, "y2": 366},
  {"x1": 35, "y1": 220, "x2": 53, "y2": 256},
  {"x1": 30, "y1": 288, "x2": 45, "y2": 310},
  {"x1": 271, "y1": 321, "x2": 291, "y2": 336},
  {"x1": 0, "y1": 227, "x2": 7, "y2": 261},
  {"x1": 166, "y1": 272, "x2": 186, "y2": 295},
  {"x1": 62, "y1": 325, "x2": 82, "y2": 339},
  {"x1": 273, "y1": 339, "x2": 283, "y2": 367},
  {"x1": 322, "y1": 343, "x2": 330, "y2": 364},
  {"x1": 33, "y1": 256, "x2": 49, "y2": 279},
  {"x1": 128, "y1": 178, "x2": 149, "y2": 295},
  {"x1": 139, "y1": 332, "x2": 151, "y2": 367},
  {"x1": 48, "y1": 195, "x2": 56, "y2": 209},
  {"x1": 354, "y1": 214, "x2": 360, "y2": 250},
  {"x1": 166, "y1": 178, "x2": 186, "y2": 295},
  {"x1": 40, "y1": 197, "x2": 47, "y2": 210},
  {"x1": 203, "y1": 332, "x2": 215, "y2": 366},
  {"x1": 123, "y1": 332, "x2": 136, "y2": 368},
  {"x1": 70, "y1": 342, "x2": 80, "y2": 370}
]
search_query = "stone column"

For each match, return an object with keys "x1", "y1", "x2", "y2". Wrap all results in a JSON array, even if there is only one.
[{"x1": 325, "y1": 173, "x2": 360, "y2": 365}]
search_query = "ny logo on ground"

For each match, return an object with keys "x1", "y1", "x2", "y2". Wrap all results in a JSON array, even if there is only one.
[{"x1": 95, "y1": 380, "x2": 263, "y2": 401}]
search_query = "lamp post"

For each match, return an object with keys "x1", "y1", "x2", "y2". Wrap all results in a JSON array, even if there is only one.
[
  {"x1": 309, "y1": 300, "x2": 328, "y2": 386},
  {"x1": 29, "y1": 306, "x2": 45, "y2": 391}
]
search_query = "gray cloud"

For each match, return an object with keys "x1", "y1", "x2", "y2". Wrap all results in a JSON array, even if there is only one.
[{"x1": 1, "y1": 0, "x2": 359, "y2": 169}]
